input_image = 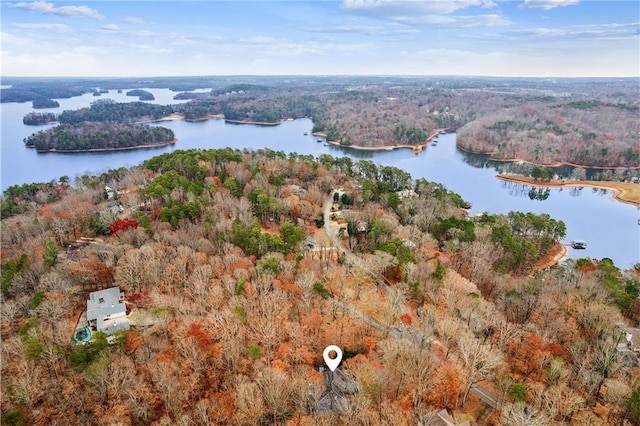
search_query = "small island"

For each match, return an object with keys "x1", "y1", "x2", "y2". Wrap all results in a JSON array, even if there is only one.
[
  {"x1": 23, "y1": 122, "x2": 175, "y2": 153},
  {"x1": 32, "y1": 98, "x2": 60, "y2": 109},
  {"x1": 126, "y1": 89, "x2": 155, "y2": 101}
]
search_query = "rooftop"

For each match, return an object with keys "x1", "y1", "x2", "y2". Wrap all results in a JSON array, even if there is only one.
[{"x1": 87, "y1": 287, "x2": 129, "y2": 336}]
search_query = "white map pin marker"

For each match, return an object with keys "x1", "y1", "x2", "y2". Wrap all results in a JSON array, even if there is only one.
[{"x1": 323, "y1": 345, "x2": 343, "y2": 372}]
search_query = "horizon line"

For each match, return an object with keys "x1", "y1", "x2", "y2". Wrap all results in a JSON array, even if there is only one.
[{"x1": 2, "y1": 74, "x2": 639, "y2": 80}]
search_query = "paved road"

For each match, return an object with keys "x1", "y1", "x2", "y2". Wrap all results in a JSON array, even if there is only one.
[
  {"x1": 322, "y1": 194, "x2": 407, "y2": 304},
  {"x1": 320, "y1": 190, "x2": 506, "y2": 411}
]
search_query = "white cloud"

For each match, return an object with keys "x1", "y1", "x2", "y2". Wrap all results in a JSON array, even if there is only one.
[
  {"x1": 101, "y1": 24, "x2": 120, "y2": 32},
  {"x1": 131, "y1": 44, "x2": 173, "y2": 54},
  {"x1": 501, "y1": 22, "x2": 639, "y2": 41},
  {"x1": 304, "y1": 24, "x2": 420, "y2": 36},
  {"x1": 133, "y1": 30, "x2": 155, "y2": 38},
  {"x1": 398, "y1": 13, "x2": 510, "y2": 27},
  {"x1": 2, "y1": 47, "x2": 103, "y2": 76},
  {"x1": 398, "y1": 47, "x2": 588, "y2": 77},
  {"x1": 340, "y1": 0, "x2": 510, "y2": 27},
  {"x1": 123, "y1": 16, "x2": 145, "y2": 25},
  {"x1": 234, "y1": 35, "x2": 372, "y2": 58},
  {"x1": 0, "y1": 31, "x2": 24, "y2": 44},
  {"x1": 71, "y1": 45, "x2": 103, "y2": 56},
  {"x1": 342, "y1": 0, "x2": 498, "y2": 16},
  {"x1": 239, "y1": 36, "x2": 276, "y2": 44},
  {"x1": 11, "y1": 23, "x2": 71, "y2": 33},
  {"x1": 306, "y1": 24, "x2": 384, "y2": 34},
  {"x1": 519, "y1": 0, "x2": 579, "y2": 10},
  {"x1": 5, "y1": 1, "x2": 104, "y2": 19}
]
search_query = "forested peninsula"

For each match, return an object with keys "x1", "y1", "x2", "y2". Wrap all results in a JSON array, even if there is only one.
[
  {"x1": 14, "y1": 77, "x2": 640, "y2": 178},
  {"x1": 59, "y1": 100, "x2": 174, "y2": 124},
  {"x1": 456, "y1": 101, "x2": 640, "y2": 168},
  {"x1": 167, "y1": 78, "x2": 639, "y2": 171},
  {"x1": 1, "y1": 148, "x2": 639, "y2": 424},
  {"x1": 23, "y1": 122, "x2": 175, "y2": 152}
]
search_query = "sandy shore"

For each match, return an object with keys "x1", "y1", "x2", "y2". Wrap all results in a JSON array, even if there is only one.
[
  {"x1": 36, "y1": 139, "x2": 178, "y2": 153},
  {"x1": 534, "y1": 242, "x2": 568, "y2": 272},
  {"x1": 140, "y1": 113, "x2": 224, "y2": 124},
  {"x1": 324, "y1": 140, "x2": 421, "y2": 152},
  {"x1": 224, "y1": 118, "x2": 283, "y2": 126},
  {"x1": 497, "y1": 174, "x2": 640, "y2": 206}
]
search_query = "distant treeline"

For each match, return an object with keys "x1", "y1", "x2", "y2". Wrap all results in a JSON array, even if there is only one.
[
  {"x1": 24, "y1": 122, "x2": 175, "y2": 152},
  {"x1": 173, "y1": 94, "x2": 324, "y2": 121},
  {"x1": 1, "y1": 85, "x2": 88, "y2": 103},
  {"x1": 59, "y1": 100, "x2": 173, "y2": 123},
  {"x1": 24, "y1": 100, "x2": 175, "y2": 125}
]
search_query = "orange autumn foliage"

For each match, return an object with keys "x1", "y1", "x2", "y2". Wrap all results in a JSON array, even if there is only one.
[
  {"x1": 399, "y1": 313, "x2": 413, "y2": 325},
  {"x1": 271, "y1": 359, "x2": 290, "y2": 371},
  {"x1": 127, "y1": 289, "x2": 154, "y2": 309},
  {"x1": 124, "y1": 330, "x2": 144, "y2": 354},
  {"x1": 209, "y1": 390, "x2": 236, "y2": 422},
  {"x1": 155, "y1": 351, "x2": 177, "y2": 362},
  {"x1": 508, "y1": 332, "x2": 552, "y2": 381},
  {"x1": 187, "y1": 322, "x2": 213, "y2": 349},
  {"x1": 67, "y1": 259, "x2": 114, "y2": 290},
  {"x1": 427, "y1": 363, "x2": 465, "y2": 410}
]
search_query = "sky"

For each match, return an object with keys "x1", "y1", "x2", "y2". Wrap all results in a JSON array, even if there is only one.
[{"x1": 1, "y1": 0, "x2": 638, "y2": 78}]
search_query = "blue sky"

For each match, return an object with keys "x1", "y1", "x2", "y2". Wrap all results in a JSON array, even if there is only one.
[{"x1": 1, "y1": 0, "x2": 638, "y2": 77}]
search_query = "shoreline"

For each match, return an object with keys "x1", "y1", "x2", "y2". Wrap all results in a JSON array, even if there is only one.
[
  {"x1": 320, "y1": 128, "x2": 446, "y2": 154},
  {"x1": 224, "y1": 118, "x2": 283, "y2": 126},
  {"x1": 35, "y1": 139, "x2": 178, "y2": 154},
  {"x1": 533, "y1": 242, "x2": 568, "y2": 273},
  {"x1": 147, "y1": 114, "x2": 282, "y2": 126},
  {"x1": 141, "y1": 113, "x2": 224, "y2": 124},
  {"x1": 456, "y1": 144, "x2": 640, "y2": 171},
  {"x1": 497, "y1": 174, "x2": 640, "y2": 207}
]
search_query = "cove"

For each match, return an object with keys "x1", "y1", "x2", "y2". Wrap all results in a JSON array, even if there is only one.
[{"x1": 1, "y1": 88, "x2": 638, "y2": 268}]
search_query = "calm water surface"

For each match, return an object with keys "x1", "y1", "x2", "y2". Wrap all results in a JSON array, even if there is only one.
[{"x1": 1, "y1": 89, "x2": 638, "y2": 267}]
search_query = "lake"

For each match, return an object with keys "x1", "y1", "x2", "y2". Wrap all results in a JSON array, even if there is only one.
[{"x1": 1, "y1": 88, "x2": 638, "y2": 268}]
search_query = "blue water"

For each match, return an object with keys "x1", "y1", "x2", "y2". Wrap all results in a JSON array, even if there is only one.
[{"x1": 1, "y1": 88, "x2": 638, "y2": 268}]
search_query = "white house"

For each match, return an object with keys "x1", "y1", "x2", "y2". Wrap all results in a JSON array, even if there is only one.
[{"x1": 87, "y1": 287, "x2": 129, "y2": 336}]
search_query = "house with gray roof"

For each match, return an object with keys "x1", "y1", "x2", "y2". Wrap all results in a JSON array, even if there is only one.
[{"x1": 87, "y1": 287, "x2": 129, "y2": 336}]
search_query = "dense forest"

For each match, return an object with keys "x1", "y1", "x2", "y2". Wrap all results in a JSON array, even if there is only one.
[
  {"x1": 56, "y1": 100, "x2": 174, "y2": 124},
  {"x1": 22, "y1": 101, "x2": 175, "y2": 126},
  {"x1": 23, "y1": 122, "x2": 175, "y2": 152},
  {"x1": 169, "y1": 78, "x2": 639, "y2": 168},
  {"x1": 223, "y1": 105, "x2": 281, "y2": 124},
  {"x1": 32, "y1": 99, "x2": 59, "y2": 109},
  {"x1": 22, "y1": 112, "x2": 57, "y2": 126},
  {"x1": 126, "y1": 90, "x2": 155, "y2": 101},
  {"x1": 456, "y1": 101, "x2": 640, "y2": 167},
  {"x1": 1, "y1": 83, "x2": 88, "y2": 103},
  {"x1": 1, "y1": 149, "x2": 638, "y2": 425},
  {"x1": 12, "y1": 76, "x2": 639, "y2": 169}
]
